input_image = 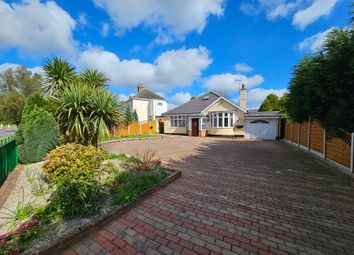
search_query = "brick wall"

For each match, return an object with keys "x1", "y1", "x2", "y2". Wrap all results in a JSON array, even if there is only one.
[{"x1": 284, "y1": 120, "x2": 353, "y2": 172}]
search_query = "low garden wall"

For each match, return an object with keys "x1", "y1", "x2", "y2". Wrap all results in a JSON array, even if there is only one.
[{"x1": 285, "y1": 120, "x2": 353, "y2": 174}]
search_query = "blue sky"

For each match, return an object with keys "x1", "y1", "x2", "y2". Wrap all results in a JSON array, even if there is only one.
[{"x1": 0, "y1": 0, "x2": 350, "y2": 109}]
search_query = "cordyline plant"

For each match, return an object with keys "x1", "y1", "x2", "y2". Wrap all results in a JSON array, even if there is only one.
[{"x1": 55, "y1": 82, "x2": 124, "y2": 146}]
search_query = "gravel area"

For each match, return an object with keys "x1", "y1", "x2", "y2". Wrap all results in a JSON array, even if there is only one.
[{"x1": 0, "y1": 162, "x2": 50, "y2": 234}]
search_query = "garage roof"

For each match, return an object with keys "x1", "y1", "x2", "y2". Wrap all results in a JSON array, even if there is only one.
[{"x1": 244, "y1": 111, "x2": 281, "y2": 118}]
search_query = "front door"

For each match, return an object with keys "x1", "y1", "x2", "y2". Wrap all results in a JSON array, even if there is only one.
[{"x1": 192, "y1": 118, "x2": 199, "y2": 136}]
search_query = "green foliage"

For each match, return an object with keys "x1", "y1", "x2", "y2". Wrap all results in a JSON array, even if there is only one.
[
  {"x1": 43, "y1": 143, "x2": 104, "y2": 179},
  {"x1": 0, "y1": 92, "x2": 25, "y2": 124},
  {"x1": 124, "y1": 108, "x2": 138, "y2": 126},
  {"x1": 43, "y1": 57, "x2": 76, "y2": 96},
  {"x1": 278, "y1": 93, "x2": 289, "y2": 119},
  {"x1": 21, "y1": 93, "x2": 48, "y2": 118},
  {"x1": 50, "y1": 175, "x2": 103, "y2": 218},
  {"x1": 259, "y1": 94, "x2": 280, "y2": 111},
  {"x1": 0, "y1": 216, "x2": 41, "y2": 255},
  {"x1": 113, "y1": 169, "x2": 168, "y2": 204},
  {"x1": 79, "y1": 69, "x2": 108, "y2": 88},
  {"x1": 43, "y1": 144, "x2": 105, "y2": 218},
  {"x1": 17, "y1": 107, "x2": 60, "y2": 163},
  {"x1": 286, "y1": 28, "x2": 354, "y2": 132},
  {"x1": 56, "y1": 82, "x2": 123, "y2": 145}
]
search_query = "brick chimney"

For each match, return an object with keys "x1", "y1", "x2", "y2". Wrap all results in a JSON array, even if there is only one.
[
  {"x1": 137, "y1": 84, "x2": 145, "y2": 92},
  {"x1": 240, "y1": 84, "x2": 247, "y2": 109}
]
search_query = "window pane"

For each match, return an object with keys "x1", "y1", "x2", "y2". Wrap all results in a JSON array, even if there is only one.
[
  {"x1": 224, "y1": 116, "x2": 228, "y2": 127},
  {"x1": 218, "y1": 117, "x2": 223, "y2": 127},
  {"x1": 230, "y1": 115, "x2": 233, "y2": 127},
  {"x1": 214, "y1": 116, "x2": 217, "y2": 127}
]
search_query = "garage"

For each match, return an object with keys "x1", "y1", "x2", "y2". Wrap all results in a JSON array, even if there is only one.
[{"x1": 244, "y1": 111, "x2": 281, "y2": 140}]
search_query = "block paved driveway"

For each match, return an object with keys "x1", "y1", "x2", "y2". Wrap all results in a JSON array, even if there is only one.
[{"x1": 66, "y1": 136, "x2": 354, "y2": 255}]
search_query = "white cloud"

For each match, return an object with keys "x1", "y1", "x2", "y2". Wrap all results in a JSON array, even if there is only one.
[
  {"x1": 240, "y1": 0, "x2": 301, "y2": 20},
  {"x1": 0, "y1": 0, "x2": 76, "y2": 55},
  {"x1": 118, "y1": 93, "x2": 128, "y2": 101},
  {"x1": 298, "y1": 27, "x2": 334, "y2": 52},
  {"x1": 293, "y1": 0, "x2": 338, "y2": 30},
  {"x1": 203, "y1": 73, "x2": 264, "y2": 95},
  {"x1": 101, "y1": 23, "x2": 110, "y2": 37},
  {"x1": 0, "y1": 63, "x2": 42, "y2": 74},
  {"x1": 92, "y1": 0, "x2": 225, "y2": 42},
  {"x1": 246, "y1": 88, "x2": 287, "y2": 109},
  {"x1": 240, "y1": 0, "x2": 338, "y2": 29},
  {"x1": 77, "y1": 46, "x2": 212, "y2": 92},
  {"x1": 234, "y1": 63, "x2": 253, "y2": 73},
  {"x1": 78, "y1": 13, "x2": 88, "y2": 26},
  {"x1": 170, "y1": 92, "x2": 191, "y2": 105}
]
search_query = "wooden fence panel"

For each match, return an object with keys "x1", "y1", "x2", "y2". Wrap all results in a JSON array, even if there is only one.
[
  {"x1": 285, "y1": 122, "x2": 292, "y2": 140},
  {"x1": 299, "y1": 122, "x2": 308, "y2": 147},
  {"x1": 326, "y1": 132, "x2": 351, "y2": 168},
  {"x1": 293, "y1": 123, "x2": 299, "y2": 144},
  {"x1": 112, "y1": 121, "x2": 157, "y2": 136},
  {"x1": 310, "y1": 121, "x2": 324, "y2": 153}
]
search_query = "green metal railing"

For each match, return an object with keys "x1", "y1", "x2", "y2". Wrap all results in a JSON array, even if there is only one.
[{"x1": 0, "y1": 135, "x2": 18, "y2": 185}]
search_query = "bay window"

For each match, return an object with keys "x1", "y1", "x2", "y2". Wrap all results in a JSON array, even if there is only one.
[
  {"x1": 210, "y1": 112, "x2": 234, "y2": 128},
  {"x1": 170, "y1": 116, "x2": 186, "y2": 128}
]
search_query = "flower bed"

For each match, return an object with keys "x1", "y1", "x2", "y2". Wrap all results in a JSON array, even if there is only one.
[{"x1": 0, "y1": 144, "x2": 179, "y2": 255}]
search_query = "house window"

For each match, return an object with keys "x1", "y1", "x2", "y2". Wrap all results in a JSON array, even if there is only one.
[
  {"x1": 201, "y1": 118, "x2": 207, "y2": 130},
  {"x1": 210, "y1": 112, "x2": 234, "y2": 128},
  {"x1": 170, "y1": 116, "x2": 186, "y2": 128},
  {"x1": 157, "y1": 102, "x2": 163, "y2": 106}
]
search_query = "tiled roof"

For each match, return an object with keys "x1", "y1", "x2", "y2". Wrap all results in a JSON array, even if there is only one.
[
  {"x1": 162, "y1": 92, "x2": 221, "y2": 115},
  {"x1": 244, "y1": 111, "x2": 281, "y2": 118},
  {"x1": 132, "y1": 89, "x2": 166, "y2": 101}
]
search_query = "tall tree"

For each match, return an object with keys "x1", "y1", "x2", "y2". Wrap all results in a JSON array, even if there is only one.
[
  {"x1": 0, "y1": 92, "x2": 26, "y2": 124},
  {"x1": 43, "y1": 57, "x2": 76, "y2": 96},
  {"x1": 285, "y1": 28, "x2": 354, "y2": 132},
  {"x1": 259, "y1": 94, "x2": 280, "y2": 111},
  {"x1": 0, "y1": 66, "x2": 43, "y2": 96}
]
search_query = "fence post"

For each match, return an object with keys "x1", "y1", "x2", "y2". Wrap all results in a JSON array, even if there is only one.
[
  {"x1": 323, "y1": 129, "x2": 326, "y2": 159},
  {"x1": 351, "y1": 133, "x2": 354, "y2": 173},
  {"x1": 307, "y1": 117, "x2": 311, "y2": 151},
  {"x1": 291, "y1": 122, "x2": 294, "y2": 143}
]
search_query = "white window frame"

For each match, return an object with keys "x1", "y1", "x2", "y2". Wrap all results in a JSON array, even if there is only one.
[
  {"x1": 170, "y1": 115, "x2": 186, "y2": 128},
  {"x1": 210, "y1": 112, "x2": 234, "y2": 128}
]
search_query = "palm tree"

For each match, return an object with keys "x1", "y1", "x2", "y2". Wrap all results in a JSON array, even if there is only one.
[
  {"x1": 56, "y1": 82, "x2": 123, "y2": 146},
  {"x1": 43, "y1": 57, "x2": 76, "y2": 96},
  {"x1": 79, "y1": 69, "x2": 108, "y2": 88}
]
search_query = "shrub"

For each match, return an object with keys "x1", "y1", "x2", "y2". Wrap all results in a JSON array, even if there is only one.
[
  {"x1": 113, "y1": 169, "x2": 168, "y2": 205},
  {"x1": 43, "y1": 143, "x2": 104, "y2": 179},
  {"x1": 134, "y1": 150, "x2": 161, "y2": 171},
  {"x1": 17, "y1": 107, "x2": 60, "y2": 163},
  {"x1": 43, "y1": 144, "x2": 105, "y2": 218},
  {"x1": 50, "y1": 175, "x2": 103, "y2": 218},
  {"x1": 21, "y1": 93, "x2": 48, "y2": 119}
]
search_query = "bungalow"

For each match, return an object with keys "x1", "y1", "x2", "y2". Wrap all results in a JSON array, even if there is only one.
[{"x1": 162, "y1": 86, "x2": 247, "y2": 137}]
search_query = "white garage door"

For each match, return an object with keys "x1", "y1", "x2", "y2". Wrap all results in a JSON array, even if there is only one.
[{"x1": 245, "y1": 119, "x2": 277, "y2": 140}]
